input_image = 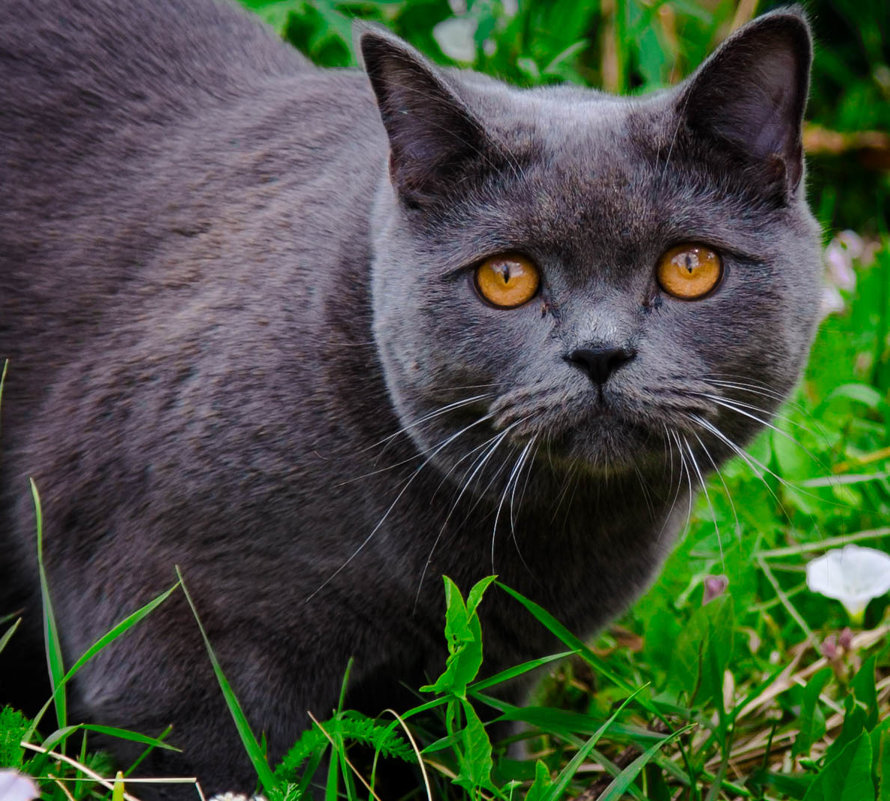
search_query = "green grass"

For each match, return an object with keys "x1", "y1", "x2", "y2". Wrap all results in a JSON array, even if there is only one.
[{"x1": 3, "y1": 0, "x2": 889, "y2": 799}]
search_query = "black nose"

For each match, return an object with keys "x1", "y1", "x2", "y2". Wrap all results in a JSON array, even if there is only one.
[{"x1": 564, "y1": 346, "x2": 636, "y2": 385}]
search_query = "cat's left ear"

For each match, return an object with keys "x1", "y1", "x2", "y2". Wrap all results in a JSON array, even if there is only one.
[
  {"x1": 678, "y1": 9, "x2": 812, "y2": 197},
  {"x1": 359, "y1": 28, "x2": 498, "y2": 207}
]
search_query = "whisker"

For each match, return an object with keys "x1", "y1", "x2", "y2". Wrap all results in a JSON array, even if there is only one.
[
  {"x1": 549, "y1": 458, "x2": 577, "y2": 526},
  {"x1": 705, "y1": 395, "x2": 837, "y2": 485},
  {"x1": 414, "y1": 417, "x2": 529, "y2": 606},
  {"x1": 510, "y1": 435, "x2": 536, "y2": 534},
  {"x1": 655, "y1": 424, "x2": 686, "y2": 544},
  {"x1": 682, "y1": 434, "x2": 724, "y2": 566},
  {"x1": 705, "y1": 376, "x2": 835, "y2": 442},
  {"x1": 515, "y1": 439, "x2": 541, "y2": 527},
  {"x1": 690, "y1": 413, "x2": 802, "y2": 531},
  {"x1": 491, "y1": 436, "x2": 536, "y2": 574},
  {"x1": 631, "y1": 456, "x2": 657, "y2": 521},
  {"x1": 359, "y1": 393, "x2": 493, "y2": 455},
  {"x1": 690, "y1": 429, "x2": 741, "y2": 541},
  {"x1": 337, "y1": 394, "x2": 495, "y2": 487},
  {"x1": 306, "y1": 412, "x2": 494, "y2": 603},
  {"x1": 697, "y1": 391, "x2": 830, "y2": 455},
  {"x1": 671, "y1": 429, "x2": 695, "y2": 537}
]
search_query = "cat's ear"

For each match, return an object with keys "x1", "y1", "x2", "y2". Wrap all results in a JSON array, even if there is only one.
[
  {"x1": 677, "y1": 9, "x2": 812, "y2": 196},
  {"x1": 359, "y1": 28, "x2": 496, "y2": 207}
]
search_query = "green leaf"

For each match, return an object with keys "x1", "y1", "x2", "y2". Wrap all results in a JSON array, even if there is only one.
[
  {"x1": 466, "y1": 575, "x2": 497, "y2": 617},
  {"x1": 851, "y1": 655, "x2": 879, "y2": 731},
  {"x1": 803, "y1": 732, "x2": 875, "y2": 801},
  {"x1": 275, "y1": 726, "x2": 327, "y2": 781},
  {"x1": 0, "y1": 707, "x2": 29, "y2": 767},
  {"x1": 421, "y1": 576, "x2": 488, "y2": 697},
  {"x1": 792, "y1": 667, "x2": 832, "y2": 758},
  {"x1": 873, "y1": 718, "x2": 890, "y2": 801},
  {"x1": 825, "y1": 695, "x2": 869, "y2": 765},
  {"x1": 668, "y1": 594, "x2": 734, "y2": 715},
  {"x1": 824, "y1": 383, "x2": 884, "y2": 410},
  {"x1": 454, "y1": 699, "x2": 496, "y2": 794},
  {"x1": 525, "y1": 760, "x2": 553, "y2": 801}
]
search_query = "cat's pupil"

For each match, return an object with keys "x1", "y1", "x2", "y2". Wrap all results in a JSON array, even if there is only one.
[{"x1": 499, "y1": 265, "x2": 511, "y2": 283}]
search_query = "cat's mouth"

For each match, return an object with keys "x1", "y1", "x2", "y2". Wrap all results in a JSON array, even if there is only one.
[{"x1": 487, "y1": 381, "x2": 717, "y2": 473}]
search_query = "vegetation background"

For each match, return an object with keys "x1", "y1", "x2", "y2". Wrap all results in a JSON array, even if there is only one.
[{"x1": 2, "y1": 0, "x2": 888, "y2": 799}]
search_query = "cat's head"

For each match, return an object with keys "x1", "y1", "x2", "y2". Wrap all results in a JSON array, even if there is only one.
[{"x1": 362, "y1": 11, "x2": 822, "y2": 481}]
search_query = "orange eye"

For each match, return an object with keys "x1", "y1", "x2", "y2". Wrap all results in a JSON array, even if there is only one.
[
  {"x1": 474, "y1": 254, "x2": 540, "y2": 309},
  {"x1": 656, "y1": 245, "x2": 723, "y2": 300}
]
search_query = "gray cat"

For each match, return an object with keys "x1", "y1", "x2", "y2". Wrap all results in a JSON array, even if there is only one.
[{"x1": 1, "y1": 0, "x2": 821, "y2": 797}]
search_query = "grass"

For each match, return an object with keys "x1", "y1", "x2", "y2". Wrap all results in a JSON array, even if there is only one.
[{"x1": 2, "y1": 0, "x2": 889, "y2": 799}]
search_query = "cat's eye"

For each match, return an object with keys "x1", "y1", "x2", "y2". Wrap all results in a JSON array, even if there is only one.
[
  {"x1": 474, "y1": 254, "x2": 540, "y2": 309},
  {"x1": 656, "y1": 245, "x2": 723, "y2": 300}
]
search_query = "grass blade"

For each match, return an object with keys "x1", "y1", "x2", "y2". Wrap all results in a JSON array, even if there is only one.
[
  {"x1": 62, "y1": 583, "x2": 181, "y2": 684},
  {"x1": 31, "y1": 478, "x2": 67, "y2": 730},
  {"x1": 595, "y1": 725, "x2": 694, "y2": 801},
  {"x1": 496, "y1": 582, "x2": 662, "y2": 717},
  {"x1": 41, "y1": 722, "x2": 179, "y2": 754},
  {"x1": 544, "y1": 686, "x2": 648, "y2": 801},
  {"x1": 0, "y1": 617, "x2": 22, "y2": 655},
  {"x1": 24, "y1": 580, "x2": 181, "y2": 739},
  {"x1": 175, "y1": 565, "x2": 276, "y2": 793},
  {"x1": 469, "y1": 651, "x2": 577, "y2": 692}
]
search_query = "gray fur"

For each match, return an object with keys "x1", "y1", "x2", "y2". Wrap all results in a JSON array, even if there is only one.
[{"x1": 0, "y1": 1, "x2": 821, "y2": 797}]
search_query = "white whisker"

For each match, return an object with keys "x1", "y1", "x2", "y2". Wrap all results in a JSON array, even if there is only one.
[
  {"x1": 491, "y1": 437, "x2": 535, "y2": 573},
  {"x1": 691, "y1": 413, "x2": 801, "y2": 532},
  {"x1": 414, "y1": 417, "x2": 529, "y2": 606},
  {"x1": 306, "y1": 412, "x2": 494, "y2": 603},
  {"x1": 681, "y1": 434, "x2": 724, "y2": 565}
]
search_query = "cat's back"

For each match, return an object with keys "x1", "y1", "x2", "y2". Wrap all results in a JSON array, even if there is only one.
[
  {"x1": 1, "y1": 0, "x2": 307, "y2": 135},
  {"x1": 0, "y1": 0, "x2": 312, "y2": 228},
  {"x1": 0, "y1": 0, "x2": 382, "y2": 421}
]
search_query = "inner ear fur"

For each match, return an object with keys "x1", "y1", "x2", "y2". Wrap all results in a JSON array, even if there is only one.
[
  {"x1": 677, "y1": 9, "x2": 813, "y2": 197},
  {"x1": 359, "y1": 28, "x2": 496, "y2": 207}
]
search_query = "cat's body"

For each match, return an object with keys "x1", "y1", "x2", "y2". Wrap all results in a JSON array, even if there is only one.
[{"x1": 1, "y1": 0, "x2": 821, "y2": 796}]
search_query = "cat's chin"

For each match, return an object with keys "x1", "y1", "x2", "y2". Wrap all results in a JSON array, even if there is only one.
[
  {"x1": 485, "y1": 388, "x2": 669, "y2": 477},
  {"x1": 536, "y1": 417, "x2": 666, "y2": 478}
]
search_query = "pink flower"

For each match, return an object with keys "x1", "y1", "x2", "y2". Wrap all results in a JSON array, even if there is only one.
[{"x1": 703, "y1": 574, "x2": 729, "y2": 604}]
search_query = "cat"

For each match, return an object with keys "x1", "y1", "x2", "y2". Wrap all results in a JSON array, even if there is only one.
[{"x1": 0, "y1": 0, "x2": 821, "y2": 797}]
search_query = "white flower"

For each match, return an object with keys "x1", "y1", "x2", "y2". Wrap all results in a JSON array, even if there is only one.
[
  {"x1": 0, "y1": 771, "x2": 39, "y2": 801},
  {"x1": 433, "y1": 17, "x2": 478, "y2": 63},
  {"x1": 820, "y1": 284, "x2": 846, "y2": 317},
  {"x1": 806, "y1": 544, "x2": 890, "y2": 622},
  {"x1": 824, "y1": 240, "x2": 857, "y2": 291},
  {"x1": 207, "y1": 794, "x2": 267, "y2": 801}
]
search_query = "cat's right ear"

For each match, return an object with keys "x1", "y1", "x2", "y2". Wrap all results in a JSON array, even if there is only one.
[{"x1": 359, "y1": 28, "x2": 496, "y2": 208}]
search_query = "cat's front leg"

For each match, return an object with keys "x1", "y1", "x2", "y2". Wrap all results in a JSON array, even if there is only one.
[{"x1": 67, "y1": 591, "x2": 355, "y2": 801}]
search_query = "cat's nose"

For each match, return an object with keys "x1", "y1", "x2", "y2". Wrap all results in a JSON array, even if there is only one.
[{"x1": 564, "y1": 346, "x2": 636, "y2": 385}]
